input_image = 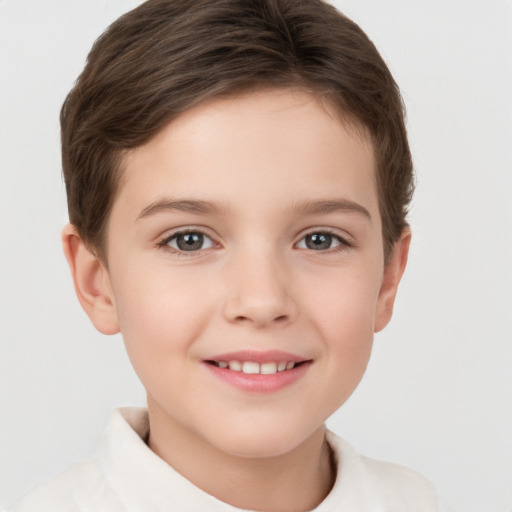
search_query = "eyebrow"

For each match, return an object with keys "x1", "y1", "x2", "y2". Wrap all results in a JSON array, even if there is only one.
[
  {"x1": 137, "y1": 197, "x2": 371, "y2": 221},
  {"x1": 137, "y1": 199, "x2": 226, "y2": 220},
  {"x1": 291, "y1": 198, "x2": 372, "y2": 221}
]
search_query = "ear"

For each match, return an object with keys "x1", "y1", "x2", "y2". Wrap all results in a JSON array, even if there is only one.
[
  {"x1": 62, "y1": 224, "x2": 120, "y2": 335},
  {"x1": 374, "y1": 228, "x2": 411, "y2": 333}
]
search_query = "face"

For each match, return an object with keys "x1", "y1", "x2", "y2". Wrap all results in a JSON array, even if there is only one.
[{"x1": 98, "y1": 89, "x2": 399, "y2": 459}]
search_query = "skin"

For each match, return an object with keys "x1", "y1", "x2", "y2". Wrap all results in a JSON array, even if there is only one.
[{"x1": 63, "y1": 88, "x2": 410, "y2": 511}]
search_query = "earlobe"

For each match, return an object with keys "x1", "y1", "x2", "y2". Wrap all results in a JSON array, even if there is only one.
[
  {"x1": 62, "y1": 224, "x2": 120, "y2": 335},
  {"x1": 374, "y1": 229, "x2": 411, "y2": 333}
]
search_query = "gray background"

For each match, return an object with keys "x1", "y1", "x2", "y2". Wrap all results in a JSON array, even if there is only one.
[{"x1": 1, "y1": 1, "x2": 511, "y2": 510}]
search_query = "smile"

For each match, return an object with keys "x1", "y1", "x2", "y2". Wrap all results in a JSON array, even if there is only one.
[
  {"x1": 203, "y1": 351, "x2": 312, "y2": 393},
  {"x1": 206, "y1": 360, "x2": 303, "y2": 374}
]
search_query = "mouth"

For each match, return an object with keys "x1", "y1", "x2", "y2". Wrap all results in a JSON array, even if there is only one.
[
  {"x1": 202, "y1": 350, "x2": 312, "y2": 392},
  {"x1": 204, "y1": 359, "x2": 309, "y2": 375}
]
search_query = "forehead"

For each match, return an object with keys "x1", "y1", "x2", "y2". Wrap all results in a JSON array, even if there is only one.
[{"x1": 115, "y1": 88, "x2": 378, "y2": 222}]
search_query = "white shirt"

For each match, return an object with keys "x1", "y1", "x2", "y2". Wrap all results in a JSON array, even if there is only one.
[{"x1": 8, "y1": 407, "x2": 441, "y2": 511}]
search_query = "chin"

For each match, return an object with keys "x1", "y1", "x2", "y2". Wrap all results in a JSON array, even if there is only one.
[{"x1": 206, "y1": 420, "x2": 320, "y2": 459}]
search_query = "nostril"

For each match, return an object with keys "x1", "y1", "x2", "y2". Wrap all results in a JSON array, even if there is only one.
[{"x1": 233, "y1": 314, "x2": 288, "y2": 325}]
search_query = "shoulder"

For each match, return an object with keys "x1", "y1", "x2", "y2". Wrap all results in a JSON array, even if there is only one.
[
  {"x1": 358, "y1": 452, "x2": 437, "y2": 507},
  {"x1": 8, "y1": 457, "x2": 123, "y2": 512},
  {"x1": 325, "y1": 431, "x2": 438, "y2": 511},
  {"x1": 7, "y1": 408, "x2": 147, "y2": 512}
]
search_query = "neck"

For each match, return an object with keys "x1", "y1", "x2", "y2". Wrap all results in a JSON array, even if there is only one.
[{"x1": 147, "y1": 402, "x2": 335, "y2": 511}]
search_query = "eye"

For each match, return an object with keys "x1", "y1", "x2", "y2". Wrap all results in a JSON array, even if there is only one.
[
  {"x1": 296, "y1": 231, "x2": 348, "y2": 251},
  {"x1": 164, "y1": 231, "x2": 215, "y2": 252}
]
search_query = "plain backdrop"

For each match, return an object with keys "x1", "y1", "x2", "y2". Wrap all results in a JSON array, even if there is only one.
[{"x1": 1, "y1": 1, "x2": 511, "y2": 510}]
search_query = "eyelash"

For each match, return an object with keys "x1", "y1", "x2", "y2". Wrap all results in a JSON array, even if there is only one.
[
  {"x1": 157, "y1": 228, "x2": 353, "y2": 256},
  {"x1": 157, "y1": 228, "x2": 217, "y2": 257},
  {"x1": 297, "y1": 229, "x2": 353, "y2": 253}
]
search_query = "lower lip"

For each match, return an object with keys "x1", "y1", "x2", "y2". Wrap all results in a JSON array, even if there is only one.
[{"x1": 203, "y1": 362, "x2": 311, "y2": 393}]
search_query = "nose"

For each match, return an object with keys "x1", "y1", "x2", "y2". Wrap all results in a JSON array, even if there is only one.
[{"x1": 222, "y1": 251, "x2": 297, "y2": 328}]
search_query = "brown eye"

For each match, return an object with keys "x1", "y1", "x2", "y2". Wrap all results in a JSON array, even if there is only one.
[{"x1": 167, "y1": 232, "x2": 214, "y2": 252}]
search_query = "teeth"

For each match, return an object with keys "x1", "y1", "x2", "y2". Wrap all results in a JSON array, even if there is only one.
[
  {"x1": 242, "y1": 361, "x2": 260, "y2": 374},
  {"x1": 228, "y1": 360, "x2": 242, "y2": 371},
  {"x1": 218, "y1": 360, "x2": 298, "y2": 373},
  {"x1": 260, "y1": 362, "x2": 278, "y2": 374}
]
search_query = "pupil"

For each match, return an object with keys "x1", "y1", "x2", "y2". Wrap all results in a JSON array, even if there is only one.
[
  {"x1": 307, "y1": 233, "x2": 331, "y2": 250},
  {"x1": 177, "y1": 233, "x2": 203, "y2": 251}
]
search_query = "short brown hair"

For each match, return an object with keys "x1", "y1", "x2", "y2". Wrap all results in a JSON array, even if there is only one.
[{"x1": 61, "y1": 0, "x2": 413, "y2": 261}]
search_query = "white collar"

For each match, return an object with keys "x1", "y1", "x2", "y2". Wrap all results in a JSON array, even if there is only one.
[{"x1": 98, "y1": 407, "x2": 435, "y2": 511}]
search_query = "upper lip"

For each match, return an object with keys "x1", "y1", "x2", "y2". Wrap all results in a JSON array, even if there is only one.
[{"x1": 204, "y1": 350, "x2": 310, "y2": 364}]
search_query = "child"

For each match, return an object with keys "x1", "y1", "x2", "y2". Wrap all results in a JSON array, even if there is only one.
[{"x1": 9, "y1": 0, "x2": 442, "y2": 510}]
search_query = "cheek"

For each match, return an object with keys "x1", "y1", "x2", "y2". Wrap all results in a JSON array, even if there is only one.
[
  {"x1": 317, "y1": 296, "x2": 374, "y2": 376},
  {"x1": 301, "y1": 262, "x2": 381, "y2": 334},
  {"x1": 299, "y1": 265, "x2": 380, "y2": 379},
  {"x1": 111, "y1": 268, "x2": 214, "y2": 369}
]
